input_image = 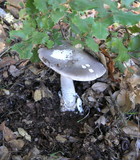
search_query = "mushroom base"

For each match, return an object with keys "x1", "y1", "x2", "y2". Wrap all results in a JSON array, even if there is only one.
[{"x1": 60, "y1": 76, "x2": 83, "y2": 113}]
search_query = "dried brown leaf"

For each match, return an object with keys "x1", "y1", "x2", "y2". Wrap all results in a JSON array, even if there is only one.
[
  {"x1": 0, "y1": 146, "x2": 10, "y2": 160},
  {"x1": 0, "y1": 122, "x2": 17, "y2": 142},
  {"x1": 122, "y1": 121, "x2": 140, "y2": 137},
  {"x1": 9, "y1": 139, "x2": 25, "y2": 151}
]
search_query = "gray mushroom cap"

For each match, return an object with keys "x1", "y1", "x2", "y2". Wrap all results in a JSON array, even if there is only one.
[{"x1": 38, "y1": 42, "x2": 106, "y2": 81}]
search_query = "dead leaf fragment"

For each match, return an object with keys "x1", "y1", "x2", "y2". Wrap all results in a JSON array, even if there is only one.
[
  {"x1": 92, "y1": 82, "x2": 108, "y2": 92},
  {"x1": 6, "y1": 5, "x2": 19, "y2": 18},
  {"x1": 23, "y1": 147, "x2": 40, "y2": 160},
  {"x1": 9, "y1": 139, "x2": 25, "y2": 151},
  {"x1": 8, "y1": 65, "x2": 21, "y2": 77},
  {"x1": 11, "y1": 155, "x2": 23, "y2": 160},
  {"x1": 0, "y1": 42, "x2": 5, "y2": 52},
  {"x1": 29, "y1": 65, "x2": 41, "y2": 75},
  {"x1": 18, "y1": 128, "x2": 31, "y2": 142},
  {"x1": 33, "y1": 89, "x2": 42, "y2": 102},
  {"x1": 122, "y1": 151, "x2": 139, "y2": 160},
  {"x1": 0, "y1": 57, "x2": 17, "y2": 69},
  {"x1": 0, "y1": 122, "x2": 17, "y2": 142},
  {"x1": 3, "y1": 71, "x2": 9, "y2": 78},
  {"x1": 56, "y1": 134, "x2": 67, "y2": 143},
  {"x1": 6, "y1": 0, "x2": 25, "y2": 9},
  {"x1": 117, "y1": 73, "x2": 140, "y2": 111},
  {"x1": 0, "y1": 24, "x2": 7, "y2": 52},
  {"x1": 2, "y1": 89, "x2": 10, "y2": 95},
  {"x1": 95, "y1": 116, "x2": 106, "y2": 125},
  {"x1": 0, "y1": 24, "x2": 7, "y2": 40},
  {"x1": 33, "y1": 86, "x2": 53, "y2": 102},
  {"x1": 117, "y1": 89, "x2": 132, "y2": 112},
  {"x1": 0, "y1": 146, "x2": 10, "y2": 160},
  {"x1": 122, "y1": 121, "x2": 140, "y2": 137}
]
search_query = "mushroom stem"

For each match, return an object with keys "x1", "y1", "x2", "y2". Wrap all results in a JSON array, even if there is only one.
[{"x1": 60, "y1": 75, "x2": 78, "y2": 112}]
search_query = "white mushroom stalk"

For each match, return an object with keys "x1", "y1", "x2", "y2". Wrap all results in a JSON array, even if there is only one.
[{"x1": 60, "y1": 76, "x2": 83, "y2": 113}]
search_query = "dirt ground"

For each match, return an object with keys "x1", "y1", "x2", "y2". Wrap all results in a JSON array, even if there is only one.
[{"x1": 0, "y1": 61, "x2": 139, "y2": 160}]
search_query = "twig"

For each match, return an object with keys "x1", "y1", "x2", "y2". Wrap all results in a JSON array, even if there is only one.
[{"x1": 0, "y1": 47, "x2": 11, "y2": 58}]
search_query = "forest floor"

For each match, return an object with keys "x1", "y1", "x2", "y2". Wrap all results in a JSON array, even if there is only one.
[{"x1": 0, "y1": 0, "x2": 140, "y2": 160}]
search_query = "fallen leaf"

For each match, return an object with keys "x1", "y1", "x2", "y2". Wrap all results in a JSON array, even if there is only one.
[
  {"x1": 0, "y1": 24, "x2": 7, "y2": 40},
  {"x1": 29, "y1": 65, "x2": 41, "y2": 75},
  {"x1": 95, "y1": 116, "x2": 106, "y2": 125},
  {"x1": 91, "y1": 82, "x2": 108, "y2": 92},
  {"x1": 33, "y1": 89, "x2": 42, "y2": 102},
  {"x1": 0, "y1": 42, "x2": 5, "y2": 52},
  {"x1": 11, "y1": 155, "x2": 22, "y2": 160},
  {"x1": 122, "y1": 151, "x2": 139, "y2": 160},
  {"x1": 8, "y1": 65, "x2": 21, "y2": 77},
  {"x1": 18, "y1": 128, "x2": 31, "y2": 142},
  {"x1": 42, "y1": 86, "x2": 53, "y2": 99},
  {"x1": 0, "y1": 146, "x2": 10, "y2": 160},
  {"x1": 0, "y1": 57, "x2": 17, "y2": 69},
  {"x1": 100, "y1": 48, "x2": 115, "y2": 80},
  {"x1": 117, "y1": 89, "x2": 132, "y2": 112},
  {"x1": 2, "y1": 71, "x2": 9, "y2": 78},
  {"x1": 136, "y1": 139, "x2": 140, "y2": 151},
  {"x1": 81, "y1": 123, "x2": 94, "y2": 134},
  {"x1": 0, "y1": 122, "x2": 17, "y2": 142},
  {"x1": 56, "y1": 134, "x2": 67, "y2": 143},
  {"x1": 23, "y1": 147, "x2": 40, "y2": 160},
  {"x1": 6, "y1": 0, "x2": 25, "y2": 9},
  {"x1": 117, "y1": 73, "x2": 140, "y2": 111},
  {"x1": 2, "y1": 89, "x2": 10, "y2": 95},
  {"x1": 9, "y1": 139, "x2": 25, "y2": 151},
  {"x1": 6, "y1": 5, "x2": 19, "y2": 18},
  {"x1": 122, "y1": 121, "x2": 140, "y2": 137}
]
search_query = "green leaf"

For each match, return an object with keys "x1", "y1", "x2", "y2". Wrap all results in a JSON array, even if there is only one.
[
  {"x1": 34, "y1": 0, "x2": 47, "y2": 13},
  {"x1": 51, "y1": 9, "x2": 65, "y2": 23},
  {"x1": 10, "y1": 30, "x2": 28, "y2": 40},
  {"x1": 51, "y1": 31, "x2": 63, "y2": 43},
  {"x1": 93, "y1": 0, "x2": 117, "y2": 16},
  {"x1": 10, "y1": 20, "x2": 36, "y2": 40},
  {"x1": 30, "y1": 48, "x2": 40, "y2": 62},
  {"x1": 128, "y1": 35, "x2": 140, "y2": 52},
  {"x1": 95, "y1": 14, "x2": 114, "y2": 26},
  {"x1": 130, "y1": 52, "x2": 140, "y2": 58},
  {"x1": 69, "y1": 0, "x2": 96, "y2": 11},
  {"x1": 31, "y1": 32, "x2": 49, "y2": 45},
  {"x1": 85, "y1": 37, "x2": 99, "y2": 52},
  {"x1": 26, "y1": 0, "x2": 38, "y2": 15},
  {"x1": 115, "y1": 61, "x2": 125, "y2": 73},
  {"x1": 46, "y1": 40, "x2": 54, "y2": 48},
  {"x1": 71, "y1": 39, "x2": 84, "y2": 46},
  {"x1": 113, "y1": 10, "x2": 140, "y2": 25},
  {"x1": 71, "y1": 16, "x2": 94, "y2": 34},
  {"x1": 36, "y1": 16, "x2": 54, "y2": 30},
  {"x1": 11, "y1": 42, "x2": 33, "y2": 59},
  {"x1": 107, "y1": 38, "x2": 130, "y2": 62},
  {"x1": 128, "y1": 25, "x2": 140, "y2": 33},
  {"x1": 48, "y1": 0, "x2": 67, "y2": 9},
  {"x1": 121, "y1": 0, "x2": 135, "y2": 7},
  {"x1": 19, "y1": 8, "x2": 27, "y2": 18},
  {"x1": 92, "y1": 21, "x2": 108, "y2": 39},
  {"x1": 22, "y1": 20, "x2": 36, "y2": 35}
]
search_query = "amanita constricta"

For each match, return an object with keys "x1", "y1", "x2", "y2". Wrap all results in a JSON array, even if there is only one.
[{"x1": 38, "y1": 42, "x2": 106, "y2": 113}]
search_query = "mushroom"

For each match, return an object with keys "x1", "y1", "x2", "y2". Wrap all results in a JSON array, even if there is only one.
[{"x1": 38, "y1": 42, "x2": 106, "y2": 113}]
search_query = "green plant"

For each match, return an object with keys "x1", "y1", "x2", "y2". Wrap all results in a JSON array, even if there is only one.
[{"x1": 10, "y1": 0, "x2": 140, "y2": 70}]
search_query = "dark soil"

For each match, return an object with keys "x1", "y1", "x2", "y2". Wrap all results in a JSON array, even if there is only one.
[{"x1": 0, "y1": 62, "x2": 131, "y2": 160}]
